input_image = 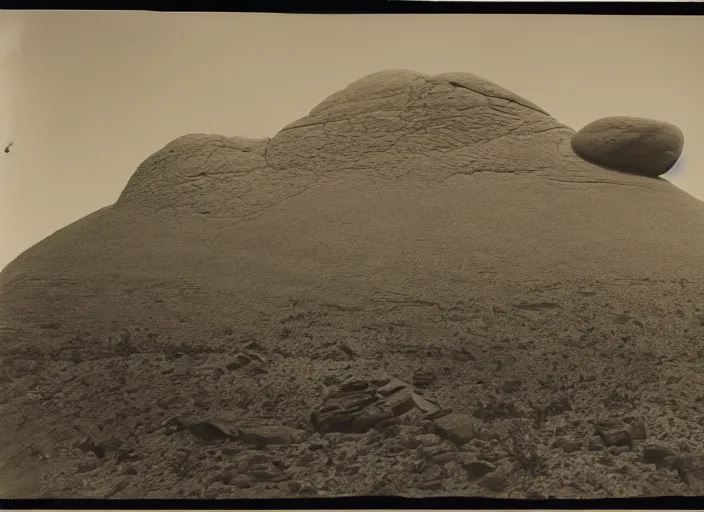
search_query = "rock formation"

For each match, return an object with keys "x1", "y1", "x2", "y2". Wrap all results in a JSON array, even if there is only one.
[
  {"x1": 1, "y1": 70, "x2": 704, "y2": 499},
  {"x1": 571, "y1": 116, "x2": 684, "y2": 178}
]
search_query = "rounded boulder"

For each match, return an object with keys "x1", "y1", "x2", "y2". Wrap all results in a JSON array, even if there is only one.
[{"x1": 571, "y1": 116, "x2": 684, "y2": 178}]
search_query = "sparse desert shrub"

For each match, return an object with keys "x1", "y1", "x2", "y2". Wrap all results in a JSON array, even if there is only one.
[{"x1": 505, "y1": 420, "x2": 546, "y2": 479}]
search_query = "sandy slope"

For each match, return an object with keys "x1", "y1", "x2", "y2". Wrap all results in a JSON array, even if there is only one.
[{"x1": 2, "y1": 70, "x2": 704, "y2": 498}]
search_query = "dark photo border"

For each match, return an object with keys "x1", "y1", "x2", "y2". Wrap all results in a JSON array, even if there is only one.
[{"x1": 1, "y1": 1, "x2": 703, "y2": 509}]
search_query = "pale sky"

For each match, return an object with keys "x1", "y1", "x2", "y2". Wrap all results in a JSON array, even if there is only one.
[{"x1": 1, "y1": 11, "x2": 702, "y2": 270}]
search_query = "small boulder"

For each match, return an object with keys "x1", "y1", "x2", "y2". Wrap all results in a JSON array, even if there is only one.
[
  {"x1": 93, "y1": 438, "x2": 123, "y2": 458},
  {"x1": 384, "y1": 387, "x2": 416, "y2": 416},
  {"x1": 664, "y1": 453, "x2": 704, "y2": 483},
  {"x1": 412, "y1": 392, "x2": 441, "y2": 416},
  {"x1": 461, "y1": 459, "x2": 496, "y2": 479},
  {"x1": 643, "y1": 443, "x2": 677, "y2": 467},
  {"x1": 599, "y1": 429, "x2": 631, "y2": 447},
  {"x1": 433, "y1": 412, "x2": 475, "y2": 446},
  {"x1": 187, "y1": 421, "x2": 233, "y2": 442},
  {"x1": 588, "y1": 436, "x2": 605, "y2": 451},
  {"x1": 609, "y1": 445, "x2": 631, "y2": 455},
  {"x1": 571, "y1": 116, "x2": 684, "y2": 178},
  {"x1": 477, "y1": 471, "x2": 509, "y2": 492},
  {"x1": 231, "y1": 474, "x2": 251, "y2": 489},
  {"x1": 75, "y1": 436, "x2": 95, "y2": 453},
  {"x1": 377, "y1": 378, "x2": 410, "y2": 396},
  {"x1": 545, "y1": 395, "x2": 572, "y2": 416},
  {"x1": 627, "y1": 421, "x2": 647, "y2": 441},
  {"x1": 226, "y1": 353, "x2": 252, "y2": 371}
]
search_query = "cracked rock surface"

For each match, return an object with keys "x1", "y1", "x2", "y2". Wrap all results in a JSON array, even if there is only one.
[{"x1": 1, "y1": 69, "x2": 704, "y2": 498}]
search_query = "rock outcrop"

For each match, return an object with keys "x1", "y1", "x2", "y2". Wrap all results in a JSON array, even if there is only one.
[
  {"x1": 1, "y1": 70, "x2": 703, "y2": 499},
  {"x1": 571, "y1": 116, "x2": 684, "y2": 178}
]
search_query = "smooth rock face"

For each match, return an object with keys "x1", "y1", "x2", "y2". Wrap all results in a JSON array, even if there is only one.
[
  {"x1": 1, "y1": 70, "x2": 704, "y2": 499},
  {"x1": 571, "y1": 116, "x2": 684, "y2": 178}
]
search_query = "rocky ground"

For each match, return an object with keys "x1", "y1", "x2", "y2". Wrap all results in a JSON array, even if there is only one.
[
  {"x1": 2, "y1": 69, "x2": 703, "y2": 499},
  {"x1": 2, "y1": 278, "x2": 704, "y2": 498}
]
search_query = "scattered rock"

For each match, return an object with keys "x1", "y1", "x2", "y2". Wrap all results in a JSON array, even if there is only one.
[
  {"x1": 473, "y1": 400, "x2": 520, "y2": 421},
  {"x1": 627, "y1": 421, "x2": 647, "y2": 441},
  {"x1": 156, "y1": 395, "x2": 179, "y2": 409},
  {"x1": 417, "y1": 442, "x2": 455, "y2": 461},
  {"x1": 412, "y1": 434, "x2": 443, "y2": 448},
  {"x1": 76, "y1": 455, "x2": 100, "y2": 473},
  {"x1": 433, "y1": 412, "x2": 476, "y2": 446},
  {"x1": 231, "y1": 474, "x2": 251, "y2": 489},
  {"x1": 643, "y1": 443, "x2": 677, "y2": 467},
  {"x1": 598, "y1": 428, "x2": 631, "y2": 448},
  {"x1": 461, "y1": 459, "x2": 496, "y2": 479},
  {"x1": 501, "y1": 379, "x2": 522, "y2": 394},
  {"x1": 235, "y1": 451, "x2": 274, "y2": 472},
  {"x1": 101, "y1": 475, "x2": 135, "y2": 498},
  {"x1": 323, "y1": 375, "x2": 340, "y2": 386},
  {"x1": 609, "y1": 445, "x2": 631, "y2": 455},
  {"x1": 563, "y1": 439, "x2": 581, "y2": 453},
  {"x1": 479, "y1": 445, "x2": 508, "y2": 463},
  {"x1": 238, "y1": 425, "x2": 307, "y2": 446},
  {"x1": 121, "y1": 465, "x2": 138, "y2": 476},
  {"x1": 116, "y1": 448, "x2": 140, "y2": 463},
  {"x1": 93, "y1": 438, "x2": 123, "y2": 458},
  {"x1": 209, "y1": 471, "x2": 233, "y2": 485},
  {"x1": 663, "y1": 454, "x2": 704, "y2": 484},
  {"x1": 75, "y1": 436, "x2": 94, "y2": 453},
  {"x1": 55, "y1": 475, "x2": 83, "y2": 493},
  {"x1": 415, "y1": 462, "x2": 444, "y2": 490},
  {"x1": 163, "y1": 416, "x2": 188, "y2": 435},
  {"x1": 553, "y1": 436, "x2": 581, "y2": 453},
  {"x1": 226, "y1": 353, "x2": 252, "y2": 371},
  {"x1": 248, "y1": 462, "x2": 284, "y2": 482},
  {"x1": 312, "y1": 378, "x2": 442, "y2": 434},
  {"x1": 349, "y1": 402, "x2": 397, "y2": 432},
  {"x1": 424, "y1": 407, "x2": 453, "y2": 420},
  {"x1": 205, "y1": 482, "x2": 233, "y2": 498},
  {"x1": 187, "y1": 421, "x2": 233, "y2": 442},
  {"x1": 338, "y1": 341, "x2": 358, "y2": 358},
  {"x1": 412, "y1": 369, "x2": 436, "y2": 388},
  {"x1": 377, "y1": 379, "x2": 409, "y2": 396},
  {"x1": 340, "y1": 379, "x2": 371, "y2": 392},
  {"x1": 545, "y1": 395, "x2": 572, "y2": 416},
  {"x1": 588, "y1": 436, "x2": 605, "y2": 451},
  {"x1": 5, "y1": 69, "x2": 702, "y2": 500},
  {"x1": 288, "y1": 480, "x2": 315, "y2": 494},
  {"x1": 242, "y1": 348, "x2": 267, "y2": 364},
  {"x1": 412, "y1": 392, "x2": 441, "y2": 416},
  {"x1": 443, "y1": 460, "x2": 466, "y2": 478},
  {"x1": 571, "y1": 116, "x2": 684, "y2": 178},
  {"x1": 385, "y1": 387, "x2": 417, "y2": 416},
  {"x1": 477, "y1": 471, "x2": 509, "y2": 492}
]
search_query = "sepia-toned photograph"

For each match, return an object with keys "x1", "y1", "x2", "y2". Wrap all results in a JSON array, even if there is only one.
[{"x1": 1, "y1": 9, "x2": 703, "y2": 500}]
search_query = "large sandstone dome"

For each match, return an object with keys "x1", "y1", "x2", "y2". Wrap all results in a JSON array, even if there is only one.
[{"x1": 2, "y1": 70, "x2": 704, "y2": 499}]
